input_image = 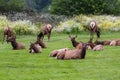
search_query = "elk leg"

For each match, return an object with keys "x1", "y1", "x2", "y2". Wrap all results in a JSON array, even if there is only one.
[
  {"x1": 89, "y1": 32, "x2": 94, "y2": 43},
  {"x1": 2, "y1": 34, "x2": 5, "y2": 44},
  {"x1": 42, "y1": 36, "x2": 44, "y2": 40},
  {"x1": 47, "y1": 31, "x2": 51, "y2": 41}
]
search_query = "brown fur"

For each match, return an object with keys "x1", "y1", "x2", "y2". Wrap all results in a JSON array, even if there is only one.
[
  {"x1": 35, "y1": 37, "x2": 47, "y2": 48},
  {"x1": 104, "y1": 40, "x2": 111, "y2": 45},
  {"x1": 57, "y1": 43, "x2": 87, "y2": 60},
  {"x1": 29, "y1": 42, "x2": 42, "y2": 53},
  {"x1": 94, "y1": 40, "x2": 111, "y2": 45},
  {"x1": 69, "y1": 35, "x2": 79, "y2": 48},
  {"x1": 88, "y1": 21, "x2": 100, "y2": 43},
  {"x1": 93, "y1": 45, "x2": 103, "y2": 51},
  {"x1": 7, "y1": 36, "x2": 25, "y2": 50},
  {"x1": 110, "y1": 39, "x2": 120, "y2": 46},
  {"x1": 50, "y1": 48, "x2": 69, "y2": 57},
  {"x1": 86, "y1": 42, "x2": 103, "y2": 51},
  {"x1": 86, "y1": 42, "x2": 96, "y2": 50},
  {"x1": 38, "y1": 24, "x2": 53, "y2": 41},
  {"x1": 3, "y1": 26, "x2": 14, "y2": 43}
]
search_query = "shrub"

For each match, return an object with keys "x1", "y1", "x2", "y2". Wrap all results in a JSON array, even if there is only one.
[{"x1": 11, "y1": 20, "x2": 38, "y2": 35}]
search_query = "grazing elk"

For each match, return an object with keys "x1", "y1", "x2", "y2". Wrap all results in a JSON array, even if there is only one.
[
  {"x1": 87, "y1": 21, "x2": 100, "y2": 43},
  {"x1": 3, "y1": 26, "x2": 14, "y2": 44},
  {"x1": 35, "y1": 37, "x2": 47, "y2": 48},
  {"x1": 57, "y1": 42, "x2": 87, "y2": 60},
  {"x1": 6, "y1": 36, "x2": 25, "y2": 50},
  {"x1": 50, "y1": 48, "x2": 70, "y2": 57},
  {"x1": 37, "y1": 24, "x2": 53, "y2": 41},
  {"x1": 29, "y1": 42, "x2": 42, "y2": 53}
]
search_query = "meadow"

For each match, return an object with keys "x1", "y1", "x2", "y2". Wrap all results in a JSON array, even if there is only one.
[{"x1": 0, "y1": 32, "x2": 120, "y2": 80}]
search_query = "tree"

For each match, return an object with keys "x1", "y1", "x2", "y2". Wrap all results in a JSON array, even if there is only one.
[
  {"x1": 0, "y1": 0, "x2": 25, "y2": 12},
  {"x1": 50, "y1": 0, "x2": 120, "y2": 16}
]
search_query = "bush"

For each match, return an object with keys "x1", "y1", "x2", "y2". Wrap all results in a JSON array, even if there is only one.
[
  {"x1": 11, "y1": 20, "x2": 39, "y2": 35},
  {"x1": 0, "y1": 15, "x2": 39, "y2": 36}
]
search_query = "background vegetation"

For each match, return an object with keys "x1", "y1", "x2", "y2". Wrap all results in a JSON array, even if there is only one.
[
  {"x1": 0, "y1": 0, "x2": 120, "y2": 16},
  {"x1": 51, "y1": 0, "x2": 120, "y2": 16}
]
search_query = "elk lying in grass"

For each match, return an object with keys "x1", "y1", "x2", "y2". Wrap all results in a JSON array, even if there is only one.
[
  {"x1": 93, "y1": 45, "x2": 103, "y2": 51},
  {"x1": 110, "y1": 39, "x2": 120, "y2": 46},
  {"x1": 86, "y1": 42, "x2": 103, "y2": 51},
  {"x1": 87, "y1": 21, "x2": 100, "y2": 43},
  {"x1": 3, "y1": 26, "x2": 14, "y2": 44},
  {"x1": 69, "y1": 35, "x2": 82, "y2": 48},
  {"x1": 50, "y1": 48, "x2": 70, "y2": 57},
  {"x1": 6, "y1": 36, "x2": 25, "y2": 50},
  {"x1": 94, "y1": 40, "x2": 111, "y2": 45},
  {"x1": 37, "y1": 24, "x2": 53, "y2": 41},
  {"x1": 57, "y1": 43, "x2": 87, "y2": 60},
  {"x1": 29, "y1": 42, "x2": 42, "y2": 53},
  {"x1": 35, "y1": 37, "x2": 47, "y2": 48}
]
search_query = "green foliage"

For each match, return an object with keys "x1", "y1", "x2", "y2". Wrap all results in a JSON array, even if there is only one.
[
  {"x1": 12, "y1": 20, "x2": 39, "y2": 35},
  {"x1": 0, "y1": 0, "x2": 25, "y2": 12},
  {"x1": 50, "y1": 0, "x2": 120, "y2": 16},
  {"x1": 0, "y1": 0, "x2": 51, "y2": 13},
  {"x1": 0, "y1": 33, "x2": 120, "y2": 80}
]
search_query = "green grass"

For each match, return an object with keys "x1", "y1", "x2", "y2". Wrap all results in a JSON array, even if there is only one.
[{"x1": 0, "y1": 32, "x2": 120, "y2": 80}]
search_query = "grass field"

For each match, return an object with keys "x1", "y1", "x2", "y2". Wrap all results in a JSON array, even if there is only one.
[{"x1": 0, "y1": 32, "x2": 120, "y2": 80}]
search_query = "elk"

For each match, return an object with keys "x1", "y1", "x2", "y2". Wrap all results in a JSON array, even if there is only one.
[
  {"x1": 110, "y1": 39, "x2": 120, "y2": 46},
  {"x1": 86, "y1": 42, "x2": 96, "y2": 50},
  {"x1": 57, "y1": 42, "x2": 87, "y2": 60},
  {"x1": 37, "y1": 24, "x2": 53, "y2": 41},
  {"x1": 6, "y1": 36, "x2": 25, "y2": 50},
  {"x1": 93, "y1": 45, "x2": 103, "y2": 51},
  {"x1": 94, "y1": 40, "x2": 111, "y2": 45},
  {"x1": 86, "y1": 42, "x2": 103, "y2": 51},
  {"x1": 69, "y1": 35, "x2": 80, "y2": 48},
  {"x1": 35, "y1": 37, "x2": 47, "y2": 48},
  {"x1": 29, "y1": 42, "x2": 42, "y2": 53},
  {"x1": 50, "y1": 48, "x2": 70, "y2": 57},
  {"x1": 87, "y1": 21, "x2": 100, "y2": 43},
  {"x1": 2, "y1": 26, "x2": 14, "y2": 44}
]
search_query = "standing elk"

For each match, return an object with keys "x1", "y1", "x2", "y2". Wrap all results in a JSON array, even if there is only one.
[
  {"x1": 29, "y1": 42, "x2": 42, "y2": 53},
  {"x1": 37, "y1": 24, "x2": 53, "y2": 41},
  {"x1": 87, "y1": 21, "x2": 100, "y2": 43},
  {"x1": 3, "y1": 26, "x2": 14, "y2": 44},
  {"x1": 6, "y1": 36, "x2": 25, "y2": 50}
]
